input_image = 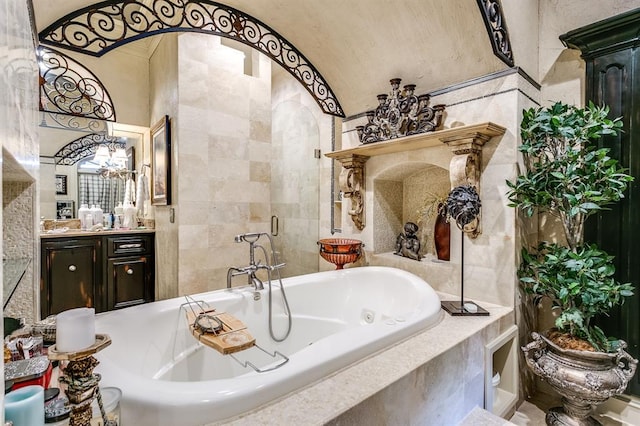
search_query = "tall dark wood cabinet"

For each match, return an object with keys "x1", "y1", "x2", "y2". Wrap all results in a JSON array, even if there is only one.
[
  {"x1": 41, "y1": 232, "x2": 155, "y2": 318},
  {"x1": 561, "y1": 9, "x2": 640, "y2": 396}
]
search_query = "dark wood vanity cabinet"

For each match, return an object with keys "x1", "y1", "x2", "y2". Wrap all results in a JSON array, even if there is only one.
[
  {"x1": 41, "y1": 237, "x2": 103, "y2": 318},
  {"x1": 40, "y1": 232, "x2": 155, "y2": 318},
  {"x1": 105, "y1": 235, "x2": 155, "y2": 310}
]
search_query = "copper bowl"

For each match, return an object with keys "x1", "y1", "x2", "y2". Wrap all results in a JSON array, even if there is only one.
[{"x1": 317, "y1": 238, "x2": 364, "y2": 269}]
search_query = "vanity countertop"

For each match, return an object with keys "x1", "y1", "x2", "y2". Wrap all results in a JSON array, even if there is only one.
[{"x1": 40, "y1": 228, "x2": 155, "y2": 239}]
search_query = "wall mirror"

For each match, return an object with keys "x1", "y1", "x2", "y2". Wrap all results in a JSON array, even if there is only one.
[{"x1": 39, "y1": 122, "x2": 147, "y2": 220}]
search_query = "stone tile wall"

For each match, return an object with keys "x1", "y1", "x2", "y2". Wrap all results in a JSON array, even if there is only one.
[
  {"x1": 176, "y1": 34, "x2": 272, "y2": 295},
  {"x1": 1, "y1": 0, "x2": 40, "y2": 323}
]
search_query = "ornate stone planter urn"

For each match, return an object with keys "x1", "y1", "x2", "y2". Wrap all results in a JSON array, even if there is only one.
[{"x1": 522, "y1": 332, "x2": 637, "y2": 425}]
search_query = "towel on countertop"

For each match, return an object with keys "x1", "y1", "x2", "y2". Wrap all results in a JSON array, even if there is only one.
[{"x1": 136, "y1": 173, "x2": 150, "y2": 217}]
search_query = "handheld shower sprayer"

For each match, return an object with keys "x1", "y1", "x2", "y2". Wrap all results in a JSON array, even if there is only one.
[{"x1": 234, "y1": 232, "x2": 264, "y2": 243}]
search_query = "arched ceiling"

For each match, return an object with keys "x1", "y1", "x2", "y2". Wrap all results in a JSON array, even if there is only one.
[{"x1": 31, "y1": 0, "x2": 508, "y2": 117}]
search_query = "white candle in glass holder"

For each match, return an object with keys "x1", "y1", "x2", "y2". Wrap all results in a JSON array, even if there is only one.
[{"x1": 56, "y1": 307, "x2": 96, "y2": 352}]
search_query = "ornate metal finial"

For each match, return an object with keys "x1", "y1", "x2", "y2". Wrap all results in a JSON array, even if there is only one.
[{"x1": 356, "y1": 78, "x2": 445, "y2": 144}]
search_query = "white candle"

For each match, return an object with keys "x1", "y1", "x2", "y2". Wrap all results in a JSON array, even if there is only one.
[{"x1": 56, "y1": 307, "x2": 96, "y2": 352}]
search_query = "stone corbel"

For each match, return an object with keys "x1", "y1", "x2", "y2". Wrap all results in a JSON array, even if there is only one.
[
  {"x1": 336, "y1": 154, "x2": 369, "y2": 231},
  {"x1": 441, "y1": 131, "x2": 493, "y2": 237}
]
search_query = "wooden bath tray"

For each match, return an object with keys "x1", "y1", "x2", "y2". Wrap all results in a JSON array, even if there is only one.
[{"x1": 186, "y1": 309, "x2": 255, "y2": 354}]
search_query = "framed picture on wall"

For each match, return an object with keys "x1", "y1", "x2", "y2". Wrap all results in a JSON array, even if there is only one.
[
  {"x1": 151, "y1": 115, "x2": 171, "y2": 205},
  {"x1": 55, "y1": 174, "x2": 67, "y2": 195},
  {"x1": 56, "y1": 201, "x2": 75, "y2": 219}
]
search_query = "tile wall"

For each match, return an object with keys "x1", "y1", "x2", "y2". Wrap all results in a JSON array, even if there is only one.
[{"x1": 1, "y1": 0, "x2": 40, "y2": 324}]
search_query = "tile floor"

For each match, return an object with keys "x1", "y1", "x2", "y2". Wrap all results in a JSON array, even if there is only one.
[{"x1": 509, "y1": 393, "x2": 625, "y2": 426}]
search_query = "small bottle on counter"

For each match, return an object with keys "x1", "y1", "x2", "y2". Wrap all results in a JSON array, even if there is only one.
[
  {"x1": 103, "y1": 213, "x2": 111, "y2": 229},
  {"x1": 122, "y1": 202, "x2": 136, "y2": 229},
  {"x1": 78, "y1": 204, "x2": 89, "y2": 230},
  {"x1": 113, "y1": 214, "x2": 121, "y2": 230},
  {"x1": 92, "y1": 205, "x2": 103, "y2": 228},
  {"x1": 85, "y1": 211, "x2": 93, "y2": 229}
]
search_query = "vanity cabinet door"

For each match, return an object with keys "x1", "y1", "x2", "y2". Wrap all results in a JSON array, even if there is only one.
[
  {"x1": 106, "y1": 255, "x2": 154, "y2": 310},
  {"x1": 41, "y1": 237, "x2": 102, "y2": 318}
]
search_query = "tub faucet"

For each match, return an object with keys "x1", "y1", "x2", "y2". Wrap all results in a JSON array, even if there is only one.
[
  {"x1": 227, "y1": 233, "x2": 284, "y2": 291},
  {"x1": 227, "y1": 266, "x2": 262, "y2": 290}
]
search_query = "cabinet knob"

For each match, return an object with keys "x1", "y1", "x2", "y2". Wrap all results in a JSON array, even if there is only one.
[
  {"x1": 126, "y1": 268, "x2": 134, "y2": 275},
  {"x1": 68, "y1": 265, "x2": 77, "y2": 272}
]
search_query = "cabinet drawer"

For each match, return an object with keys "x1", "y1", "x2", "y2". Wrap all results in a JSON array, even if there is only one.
[{"x1": 106, "y1": 235, "x2": 153, "y2": 257}]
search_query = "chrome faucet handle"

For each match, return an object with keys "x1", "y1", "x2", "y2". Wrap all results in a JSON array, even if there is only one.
[{"x1": 229, "y1": 266, "x2": 251, "y2": 276}]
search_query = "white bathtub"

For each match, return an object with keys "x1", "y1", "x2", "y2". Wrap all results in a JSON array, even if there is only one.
[{"x1": 94, "y1": 266, "x2": 443, "y2": 425}]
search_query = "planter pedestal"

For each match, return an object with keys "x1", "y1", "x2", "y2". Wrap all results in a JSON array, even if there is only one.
[{"x1": 522, "y1": 332, "x2": 637, "y2": 426}]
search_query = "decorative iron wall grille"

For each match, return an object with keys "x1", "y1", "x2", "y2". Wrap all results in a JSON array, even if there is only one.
[
  {"x1": 38, "y1": 46, "x2": 116, "y2": 121},
  {"x1": 38, "y1": 0, "x2": 344, "y2": 117},
  {"x1": 40, "y1": 111, "x2": 110, "y2": 133},
  {"x1": 54, "y1": 133, "x2": 124, "y2": 165},
  {"x1": 476, "y1": 0, "x2": 514, "y2": 67}
]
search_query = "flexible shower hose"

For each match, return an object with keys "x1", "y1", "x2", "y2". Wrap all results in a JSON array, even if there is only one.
[{"x1": 256, "y1": 234, "x2": 292, "y2": 342}]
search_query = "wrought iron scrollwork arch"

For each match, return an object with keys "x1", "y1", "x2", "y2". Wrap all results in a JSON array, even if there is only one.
[
  {"x1": 38, "y1": 46, "x2": 116, "y2": 121},
  {"x1": 38, "y1": 0, "x2": 344, "y2": 117},
  {"x1": 476, "y1": 0, "x2": 514, "y2": 67},
  {"x1": 54, "y1": 133, "x2": 124, "y2": 165}
]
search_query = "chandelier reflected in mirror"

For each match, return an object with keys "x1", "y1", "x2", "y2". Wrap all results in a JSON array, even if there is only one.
[
  {"x1": 356, "y1": 78, "x2": 446, "y2": 144},
  {"x1": 93, "y1": 145, "x2": 129, "y2": 179}
]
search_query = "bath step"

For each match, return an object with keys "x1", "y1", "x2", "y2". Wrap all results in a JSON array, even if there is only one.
[
  {"x1": 458, "y1": 406, "x2": 516, "y2": 426},
  {"x1": 185, "y1": 309, "x2": 256, "y2": 355}
]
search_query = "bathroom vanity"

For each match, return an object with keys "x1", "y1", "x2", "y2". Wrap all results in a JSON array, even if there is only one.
[{"x1": 40, "y1": 230, "x2": 155, "y2": 318}]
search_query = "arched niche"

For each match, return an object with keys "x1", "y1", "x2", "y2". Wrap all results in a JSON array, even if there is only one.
[{"x1": 372, "y1": 161, "x2": 450, "y2": 257}]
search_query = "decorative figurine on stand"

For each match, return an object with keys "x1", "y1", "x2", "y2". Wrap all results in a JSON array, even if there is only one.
[
  {"x1": 440, "y1": 185, "x2": 489, "y2": 316},
  {"x1": 394, "y1": 222, "x2": 421, "y2": 261}
]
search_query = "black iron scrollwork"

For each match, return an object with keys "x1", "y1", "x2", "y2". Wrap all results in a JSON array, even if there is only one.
[
  {"x1": 54, "y1": 133, "x2": 124, "y2": 165},
  {"x1": 356, "y1": 78, "x2": 445, "y2": 144},
  {"x1": 38, "y1": 0, "x2": 344, "y2": 117},
  {"x1": 38, "y1": 46, "x2": 116, "y2": 121},
  {"x1": 41, "y1": 112, "x2": 110, "y2": 133},
  {"x1": 476, "y1": 0, "x2": 514, "y2": 67}
]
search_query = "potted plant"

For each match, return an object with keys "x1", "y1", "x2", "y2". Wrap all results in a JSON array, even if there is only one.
[{"x1": 507, "y1": 101, "x2": 638, "y2": 425}]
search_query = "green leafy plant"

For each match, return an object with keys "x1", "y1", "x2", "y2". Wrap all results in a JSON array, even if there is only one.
[
  {"x1": 507, "y1": 101, "x2": 634, "y2": 352},
  {"x1": 416, "y1": 191, "x2": 448, "y2": 225}
]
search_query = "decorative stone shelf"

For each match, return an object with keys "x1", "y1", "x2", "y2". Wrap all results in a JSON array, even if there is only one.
[{"x1": 325, "y1": 122, "x2": 506, "y2": 231}]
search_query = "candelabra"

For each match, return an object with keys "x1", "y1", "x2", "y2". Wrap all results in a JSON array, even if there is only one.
[
  {"x1": 48, "y1": 334, "x2": 115, "y2": 426},
  {"x1": 356, "y1": 78, "x2": 445, "y2": 144}
]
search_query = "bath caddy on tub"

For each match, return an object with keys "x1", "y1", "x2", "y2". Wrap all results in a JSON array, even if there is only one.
[{"x1": 180, "y1": 298, "x2": 289, "y2": 373}]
